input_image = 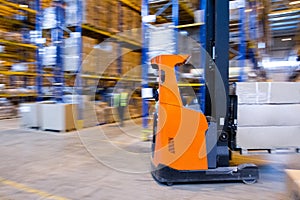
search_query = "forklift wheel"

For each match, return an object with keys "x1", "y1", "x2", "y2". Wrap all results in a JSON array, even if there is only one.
[
  {"x1": 166, "y1": 182, "x2": 173, "y2": 186},
  {"x1": 242, "y1": 179, "x2": 257, "y2": 185}
]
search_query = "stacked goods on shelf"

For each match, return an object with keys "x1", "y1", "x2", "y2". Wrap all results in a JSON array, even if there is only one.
[
  {"x1": 84, "y1": 0, "x2": 141, "y2": 34},
  {"x1": 121, "y1": 5, "x2": 141, "y2": 31},
  {"x1": 87, "y1": 40, "x2": 120, "y2": 77},
  {"x1": 83, "y1": 96, "x2": 144, "y2": 125},
  {"x1": 81, "y1": 1, "x2": 142, "y2": 77},
  {"x1": 94, "y1": 101, "x2": 107, "y2": 125},
  {"x1": 128, "y1": 96, "x2": 142, "y2": 119},
  {"x1": 120, "y1": 5, "x2": 141, "y2": 43},
  {"x1": 130, "y1": 0, "x2": 141, "y2": 6},
  {"x1": 83, "y1": 98, "x2": 98, "y2": 128},
  {"x1": 187, "y1": 0, "x2": 199, "y2": 10},
  {"x1": 0, "y1": 75, "x2": 9, "y2": 87},
  {"x1": 84, "y1": 0, "x2": 118, "y2": 32},
  {"x1": 41, "y1": 0, "x2": 52, "y2": 9},
  {"x1": 81, "y1": 36, "x2": 97, "y2": 74},
  {"x1": 121, "y1": 50, "x2": 141, "y2": 77},
  {"x1": 0, "y1": 98, "x2": 17, "y2": 119},
  {"x1": 104, "y1": 106, "x2": 116, "y2": 124},
  {"x1": 0, "y1": 0, "x2": 37, "y2": 97}
]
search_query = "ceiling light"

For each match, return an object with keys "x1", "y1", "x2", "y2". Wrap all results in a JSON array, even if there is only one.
[
  {"x1": 19, "y1": 4, "x2": 28, "y2": 8},
  {"x1": 281, "y1": 38, "x2": 292, "y2": 41},
  {"x1": 289, "y1": 1, "x2": 300, "y2": 5}
]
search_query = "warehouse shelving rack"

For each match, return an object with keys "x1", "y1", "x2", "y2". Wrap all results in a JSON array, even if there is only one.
[
  {"x1": 0, "y1": 0, "x2": 39, "y2": 98},
  {"x1": 0, "y1": 0, "x2": 169, "y2": 125},
  {"x1": 0, "y1": 0, "x2": 145, "y2": 98}
]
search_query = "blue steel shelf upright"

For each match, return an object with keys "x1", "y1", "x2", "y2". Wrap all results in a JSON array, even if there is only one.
[
  {"x1": 141, "y1": 0, "x2": 149, "y2": 132},
  {"x1": 75, "y1": 0, "x2": 83, "y2": 127},
  {"x1": 199, "y1": 0, "x2": 207, "y2": 113},
  {"x1": 53, "y1": 0, "x2": 65, "y2": 102},
  {"x1": 35, "y1": 0, "x2": 43, "y2": 102},
  {"x1": 238, "y1": 1, "x2": 246, "y2": 82}
]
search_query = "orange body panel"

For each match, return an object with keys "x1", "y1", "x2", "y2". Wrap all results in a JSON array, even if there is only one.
[{"x1": 151, "y1": 55, "x2": 209, "y2": 171}]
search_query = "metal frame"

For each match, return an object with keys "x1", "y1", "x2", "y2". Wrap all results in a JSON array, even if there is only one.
[
  {"x1": 200, "y1": 0, "x2": 207, "y2": 113},
  {"x1": 35, "y1": 0, "x2": 43, "y2": 101},
  {"x1": 53, "y1": 0, "x2": 64, "y2": 102},
  {"x1": 142, "y1": 0, "x2": 149, "y2": 130},
  {"x1": 76, "y1": 0, "x2": 83, "y2": 125},
  {"x1": 118, "y1": 1, "x2": 124, "y2": 75},
  {"x1": 238, "y1": 3, "x2": 246, "y2": 82}
]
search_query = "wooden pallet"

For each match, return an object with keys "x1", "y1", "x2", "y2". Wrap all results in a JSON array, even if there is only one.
[
  {"x1": 240, "y1": 148, "x2": 300, "y2": 155},
  {"x1": 40, "y1": 128, "x2": 77, "y2": 133}
]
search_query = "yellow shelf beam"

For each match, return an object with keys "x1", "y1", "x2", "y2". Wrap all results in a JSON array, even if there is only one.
[
  {"x1": 0, "y1": 54, "x2": 35, "y2": 62},
  {"x1": 0, "y1": 39, "x2": 37, "y2": 49},
  {"x1": 0, "y1": 16, "x2": 34, "y2": 28},
  {"x1": 0, "y1": 71, "x2": 140, "y2": 82},
  {"x1": 0, "y1": 93, "x2": 37, "y2": 97},
  {"x1": 120, "y1": 0, "x2": 140, "y2": 13},
  {"x1": 82, "y1": 24, "x2": 141, "y2": 47},
  {"x1": 0, "y1": 71, "x2": 54, "y2": 77},
  {"x1": 81, "y1": 74, "x2": 142, "y2": 82},
  {"x1": 175, "y1": 22, "x2": 204, "y2": 28},
  {"x1": 0, "y1": 53, "x2": 18, "y2": 59},
  {"x1": 0, "y1": 16, "x2": 23, "y2": 26},
  {"x1": 0, "y1": 71, "x2": 36, "y2": 76},
  {"x1": 0, "y1": 0, "x2": 37, "y2": 14},
  {"x1": 81, "y1": 74, "x2": 120, "y2": 80},
  {"x1": 178, "y1": 83, "x2": 204, "y2": 87}
]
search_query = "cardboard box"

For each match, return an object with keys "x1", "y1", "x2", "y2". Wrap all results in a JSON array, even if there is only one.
[
  {"x1": 236, "y1": 82, "x2": 300, "y2": 104},
  {"x1": 40, "y1": 103, "x2": 77, "y2": 132},
  {"x1": 238, "y1": 104, "x2": 300, "y2": 127},
  {"x1": 237, "y1": 126, "x2": 300, "y2": 149}
]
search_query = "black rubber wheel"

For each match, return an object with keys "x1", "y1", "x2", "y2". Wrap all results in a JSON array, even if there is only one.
[
  {"x1": 166, "y1": 182, "x2": 173, "y2": 186},
  {"x1": 242, "y1": 179, "x2": 257, "y2": 184}
]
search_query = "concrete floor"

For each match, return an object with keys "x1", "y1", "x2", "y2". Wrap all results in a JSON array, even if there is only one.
[{"x1": 0, "y1": 119, "x2": 299, "y2": 200}]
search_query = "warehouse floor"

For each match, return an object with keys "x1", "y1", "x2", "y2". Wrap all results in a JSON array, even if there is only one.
[{"x1": 0, "y1": 119, "x2": 299, "y2": 200}]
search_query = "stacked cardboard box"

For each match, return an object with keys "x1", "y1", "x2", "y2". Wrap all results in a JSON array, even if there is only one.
[
  {"x1": 128, "y1": 97, "x2": 142, "y2": 119},
  {"x1": 84, "y1": 0, "x2": 118, "y2": 32},
  {"x1": 130, "y1": 0, "x2": 141, "y2": 6},
  {"x1": 84, "y1": 0, "x2": 141, "y2": 33},
  {"x1": 41, "y1": 0, "x2": 52, "y2": 9},
  {"x1": 0, "y1": 99, "x2": 17, "y2": 120},
  {"x1": 121, "y1": 50, "x2": 141, "y2": 77},
  {"x1": 81, "y1": 36, "x2": 98, "y2": 74},
  {"x1": 92, "y1": 41, "x2": 120, "y2": 76},
  {"x1": 83, "y1": 101, "x2": 98, "y2": 128},
  {"x1": 236, "y1": 82, "x2": 300, "y2": 151},
  {"x1": 94, "y1": 101, "x2": 107, "y2": 124},
  {"x1": 0, "y1": 75, "x2": 9, "y2": 87}
]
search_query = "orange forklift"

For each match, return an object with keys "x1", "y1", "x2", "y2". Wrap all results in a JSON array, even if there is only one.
[
  {"x1": 148, "y1": 0, "x2": 259, "y2": 185},
  {"x1": 150, "y1": 55, "x2": 258, "y2": 185}
]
